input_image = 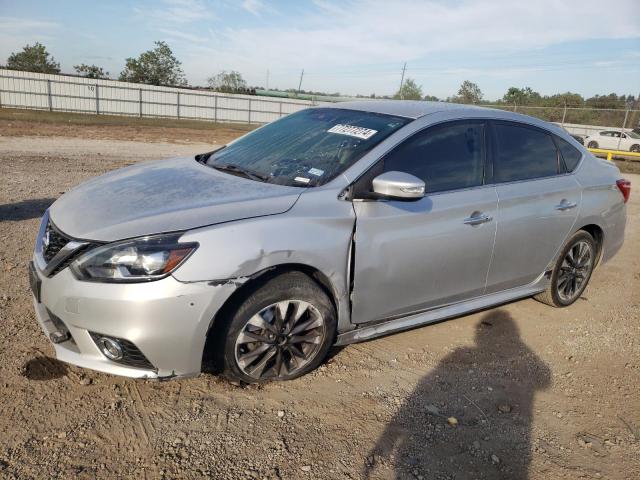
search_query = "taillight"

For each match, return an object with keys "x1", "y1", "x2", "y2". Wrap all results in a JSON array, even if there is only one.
[{"x1": 616, "y1": 179, "x2": 631, "y2": 203}]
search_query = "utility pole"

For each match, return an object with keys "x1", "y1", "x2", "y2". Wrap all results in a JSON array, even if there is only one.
[
  {"x1": 398, "y1": 62, "x2": 407, "y2": 99},
  {"x1": 266, "y1": 69, "x2": 269, "y2": 90},
  {"x1": 297, "y1": 69, "x2": 304, "y2": 95}
]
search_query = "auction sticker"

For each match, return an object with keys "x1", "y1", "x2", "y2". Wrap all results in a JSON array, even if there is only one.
[{"x1": 327, "y1": 124, "x2": 378, "y2": 140}]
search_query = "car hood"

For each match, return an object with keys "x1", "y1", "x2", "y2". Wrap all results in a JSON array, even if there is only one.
[{"x1": 49, "y1": 157, "x2": 302, "y2": 242}]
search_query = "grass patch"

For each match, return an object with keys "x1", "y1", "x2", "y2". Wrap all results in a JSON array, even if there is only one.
[{"x1": 0, "y1": 107, "x2": 256, "y2": 133}]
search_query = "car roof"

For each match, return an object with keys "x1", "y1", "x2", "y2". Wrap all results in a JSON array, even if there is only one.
[
  {"x1": 322, "y1": 99, "x2": 578, "y2": 143},
  {"x1": 323, "y1": 100, "x2": 488, "y2": 119}
]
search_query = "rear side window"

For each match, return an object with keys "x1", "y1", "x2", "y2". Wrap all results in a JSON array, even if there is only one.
[
  {"x1": 555, "y1": 136, "x2": 582, "y2": 172},
  {"x1": 492, "y1": 123, "x2": 558, "y2": 183},
  {"x1": 382, "y1": 122, "x2": 485, "y2": 193}
]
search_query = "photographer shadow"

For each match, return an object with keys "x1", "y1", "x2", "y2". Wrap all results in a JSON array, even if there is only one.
[{"x1": 365, "y1": 310, "x2": 551, "y2": 479}]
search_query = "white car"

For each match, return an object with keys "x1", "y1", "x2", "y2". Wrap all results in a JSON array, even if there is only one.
[{"x1": 584, "y1": 129, "x2": 640, "y2": 152}]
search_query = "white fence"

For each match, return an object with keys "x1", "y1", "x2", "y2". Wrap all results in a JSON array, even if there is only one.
[
  {"x1": 1, "y1": 69, "x2": 638, "y2": 143},
  {"x1": 0, "y1": 69, "x2": 322, "y2": 124}
]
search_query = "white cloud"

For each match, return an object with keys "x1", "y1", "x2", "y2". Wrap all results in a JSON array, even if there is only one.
[
  {"x1": 172, "y1": 0, "x2": 640, "y2": 92},
  {"x1": 0, "y1": 17, "x2": 60, "y2": 63},
  {"x1": 242, "y1": 0, "x2": 265, "y2": 16},
  {"x1": 134, "y1": 0, "x2": 216, "y2": 25}
]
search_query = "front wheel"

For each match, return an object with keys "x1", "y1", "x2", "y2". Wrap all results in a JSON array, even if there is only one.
[
  {"x1": 587, "y1": 141, "x2": 599, "y2": 149},
  {"x1": 535, "y1": 231, "x2": 596, "y2": 307},
  {"x1": 630, "y1": 144, "x2": 640, "y2": 153},
  {"x1": 220, "y1": 272, "x2": 336, "y2": 383}
]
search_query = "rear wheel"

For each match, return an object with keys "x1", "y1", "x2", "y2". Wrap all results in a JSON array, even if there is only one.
[
  {"x1": 587, "y1": 141, "x2": 598, "y2": 149},
  {"x1": 535, "y1": 231, "x2": 596, "y2": 307},
  {"x1": 219, "y1": 272, "x2": 336, "y2": 383}
]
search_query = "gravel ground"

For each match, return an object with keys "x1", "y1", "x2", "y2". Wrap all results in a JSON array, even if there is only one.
[{"x1": 0, "y1": 119, "x2": 639, "y2": 480}]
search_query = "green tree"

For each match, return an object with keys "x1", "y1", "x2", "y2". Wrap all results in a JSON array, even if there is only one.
[
  {"x1": 74, "y1": 63, "x2": 109, "y2": 79},
  {"x1": 585, "y1": 93, "x2": 626, "y2": 109},
  {"x1": 394, "y1": 78, "x2": 423, "y2": 100},
  {"x1": 423, "y1": 94, "x2": 439, "y2": 102},
  {"x1": 453, "y1": 80, "x2": 483, "y2": 104},
  {"x1": 119, "y1": 41, "x2": 186, "y2": 86},
  {"x1": 6, "y1": 42, "x2": 60, "y2": 74},
  {"x1": 502, "y1": 87, "x2": 541, "y2": 106},
  {"x1": 207, "y1": 71, "x2": 248, "y2": 93},
  {"x1": 544, "y1": 92, "x2": 584, "y2": 107}
]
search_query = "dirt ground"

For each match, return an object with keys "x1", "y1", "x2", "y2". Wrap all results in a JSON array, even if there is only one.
[{"x1": 0, "y1": 114, "x2": 639, "y2": 480}]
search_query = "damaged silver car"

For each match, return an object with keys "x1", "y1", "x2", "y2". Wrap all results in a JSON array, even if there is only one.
[{"x1": 30, "y1": 101, "x2": 629, "y2": 383}]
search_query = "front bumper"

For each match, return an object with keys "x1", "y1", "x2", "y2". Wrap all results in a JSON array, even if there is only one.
[{"x1": 30, "y1": 260, "x2": 238, "y2": 379}]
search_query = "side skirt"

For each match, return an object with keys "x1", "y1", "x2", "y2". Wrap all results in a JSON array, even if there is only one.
[{"x1": 334, "y1": 280, "x2": 547, "y2": 346}]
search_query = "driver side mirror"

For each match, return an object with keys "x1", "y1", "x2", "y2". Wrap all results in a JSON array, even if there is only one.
[{"x1": 371, "y1": 171, "x2": 425, "y2": 200}]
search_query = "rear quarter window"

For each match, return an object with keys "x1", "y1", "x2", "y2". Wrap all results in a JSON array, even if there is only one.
[{"x1": 555, "y1": 136, "x2": 583, "y2": 172}]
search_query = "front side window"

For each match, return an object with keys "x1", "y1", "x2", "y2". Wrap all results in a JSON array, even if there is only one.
[
  {"x1": 492, "y1": 122, "x2": 559, "y2": 183},
  {"x1": 381, "y1": 122, "x2": 485, "y2": 193},
  {"x1": 205, "y1": 108, "x2": 409, "y2": 187}
]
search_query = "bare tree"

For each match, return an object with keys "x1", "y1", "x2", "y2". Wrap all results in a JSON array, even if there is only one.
[{"x1": 207, "y1": 71, "x2": 248, "y2": 93}]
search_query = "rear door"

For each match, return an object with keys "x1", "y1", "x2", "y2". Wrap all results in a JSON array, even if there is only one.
[
  {"x1": 598, "y1": 131, "x2": 617, "y2": 150},
  {"x1": 350, "y1": 120, "x2": 498, "y2": 324},
  {"x1": 485, "y1": 121, "x2": 581, "y2": 293}
]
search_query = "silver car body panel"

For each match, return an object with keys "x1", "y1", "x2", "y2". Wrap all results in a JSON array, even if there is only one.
[
  {"x1": 31, "y1": 101, "x2": 627, "y2": 378},
  {"x1": 50, "y1": 157, "x2": 302, "y2": 241},
  {"x1": 351, "y1": 185, "x2": 498, "y2": 323},
  {"x1": 485, "y1": 174, "x2": 582, "y2": 293},
  {"x1": 31, "y1": 266, "x2": 237, "y2": 378}
]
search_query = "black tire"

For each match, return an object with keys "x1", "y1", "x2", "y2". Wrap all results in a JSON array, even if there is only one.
[
  {"x1": 587, "y1": 141, "x2": 598, "y2": 149},
  {"x1": 534, "y1": 231, "x2": 596, "y2": 307},
  {"x1": 218, "y1": 271, "x2": 336, "y2": 384},
  {"x1": 631, "y1": 144, "x2": 640, "y2": 153}
]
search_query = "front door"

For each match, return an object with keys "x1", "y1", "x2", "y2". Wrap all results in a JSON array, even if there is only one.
[{"x1": 350, "y1": 120, "x2": 498, "y2": 324}]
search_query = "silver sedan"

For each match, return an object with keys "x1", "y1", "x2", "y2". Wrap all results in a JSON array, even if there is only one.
[{"x1": 29, "y1": 101, "x2": 630, "y2": 383}]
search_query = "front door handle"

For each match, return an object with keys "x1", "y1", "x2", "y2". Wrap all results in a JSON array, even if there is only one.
[
  {"x1": 555, "y1": 200, "x2": 577, "y2": 211},
  {"x1": 463, "y1": 213, "x2": 493, "y2": 226}
]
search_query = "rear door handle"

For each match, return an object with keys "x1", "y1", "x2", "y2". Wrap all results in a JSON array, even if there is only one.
[
  {"x1": 555, "y1": 200, "x2": 577, "y2": 211},
  {"x1": 463, "y1": 213, "x2": 493, "y2": 226}
]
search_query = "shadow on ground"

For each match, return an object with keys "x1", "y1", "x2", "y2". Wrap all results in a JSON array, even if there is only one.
[
  {"x1": 0, "y1": 198, "x2": 55, "y2": 222},
  {"x1": 365, "y1": 310, "x2": 551, "y2": 479},
  {"x1": 22, "y1": 356, "x2": 68, "y2": 381}
]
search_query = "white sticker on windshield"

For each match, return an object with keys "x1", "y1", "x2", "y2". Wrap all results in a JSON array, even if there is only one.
[
  {"x1": 294, "y1": 177, "x2": 310, "y2": 184},
  {"x1": 308, "y1": 168, "x2": 324, "y2": 177},
  {"x1": 327, "y1": 124, "x2": 378, "y2": 140}
]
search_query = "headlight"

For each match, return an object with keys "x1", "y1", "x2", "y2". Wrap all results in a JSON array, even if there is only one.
[{"x1": 71, "y1": 233, "x2": 198, "y2": 283}]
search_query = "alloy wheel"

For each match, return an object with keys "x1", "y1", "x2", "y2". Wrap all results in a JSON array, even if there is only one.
[
  {"x1": 234, "y1": 300, "x2": 326, "y2": 380},
  {"x1": 556, "y1": 240, "x2": 593, "y2": 302}
]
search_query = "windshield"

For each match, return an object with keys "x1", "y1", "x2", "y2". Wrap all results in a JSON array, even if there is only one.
[
  {"x1": 205, "y1": 108, "x2": 410, "y2": 187},
  {"x1": 627, "y1": 131, "x2": 640, "y2": 139}
]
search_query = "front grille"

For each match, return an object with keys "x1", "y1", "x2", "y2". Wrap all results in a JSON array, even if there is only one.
[
  {"x1": 39, "y1": 218, "x2": 99, "y2": 276},
  {"x1": 43, "y1": 222, "x2": 70, "y2": 262},
  {"x1": 89, "y1": 332, "x2": 156, "y2": 371},
  {"x1": 49, "y1": 243, "x2": 93, "y2": 276}
]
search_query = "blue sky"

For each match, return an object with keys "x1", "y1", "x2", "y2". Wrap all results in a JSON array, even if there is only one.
[{"x1": 1, "y1": 0, "x2": 639, "y2": 100}]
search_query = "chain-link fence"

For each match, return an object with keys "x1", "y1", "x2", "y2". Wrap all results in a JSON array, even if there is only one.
[{"x1": 483, "y1": 104, "x2": 640, "y2": 151}]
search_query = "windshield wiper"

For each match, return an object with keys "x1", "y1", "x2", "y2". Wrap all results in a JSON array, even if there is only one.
[
  {"x1": 195, "y1": 145, "x2": 226, "y2": 164},
  {"x1": 211, "y1": 163, "x2": 270, "y2": 182}
]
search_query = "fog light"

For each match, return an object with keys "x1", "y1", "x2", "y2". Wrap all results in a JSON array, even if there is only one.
[{"x1": 96, "y1": 337, "x2": 123, "y2": 361}]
